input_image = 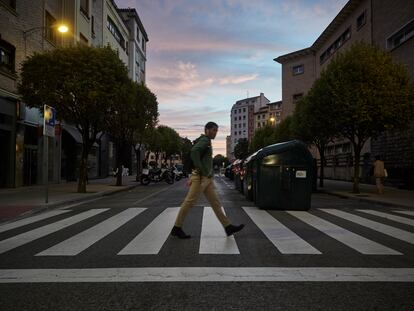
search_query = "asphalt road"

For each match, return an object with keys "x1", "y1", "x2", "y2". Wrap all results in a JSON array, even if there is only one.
[{"x1": 0, "y1": 175, "x2": 413, "y2": 311}]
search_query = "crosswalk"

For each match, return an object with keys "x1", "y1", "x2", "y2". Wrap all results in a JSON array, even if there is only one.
[{"x1": 0, "y1": 206, "x2": 413, "y2": 257}]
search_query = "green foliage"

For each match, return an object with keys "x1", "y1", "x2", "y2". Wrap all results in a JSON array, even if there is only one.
[
  {"x1": 213, "y1": 154, "x2": 229, "y2": 168},
  {"x1": 234, "y1": 138, "x2": 249, "y2": 159},
  {"x1": 18, "y1": 45, "x2": 129, "y2": 192},
  {"x1": 157, "y1": 125, "x2": 182, "y2": 160}
]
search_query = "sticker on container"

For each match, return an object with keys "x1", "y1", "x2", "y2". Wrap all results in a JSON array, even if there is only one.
[{"x1": 296, "y1": 170, "x2": 307, "y2": 178}]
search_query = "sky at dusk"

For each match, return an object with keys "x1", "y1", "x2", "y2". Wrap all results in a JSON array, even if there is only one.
[{"x1": 115, "y1": 0, "x2": 348, "y2": 156}]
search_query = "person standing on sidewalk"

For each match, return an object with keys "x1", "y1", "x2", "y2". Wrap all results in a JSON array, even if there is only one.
[
  {"x1": 171, "y1": 122, "x2": 245, "y2": 239},
  {"x1": 374, "y1": 155, "x2": 386, "y2": 194}
]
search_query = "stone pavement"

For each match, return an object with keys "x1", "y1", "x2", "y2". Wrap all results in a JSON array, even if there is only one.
[
  {"x1": 0, "y1": 176, "x2": 139, "y2": 222},
  {"x1": 320, "y1": 179, "x2": 414, "y2": 209}
]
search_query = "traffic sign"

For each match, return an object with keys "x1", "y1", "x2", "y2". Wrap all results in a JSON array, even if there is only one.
[{"x1": 43, "y1": 105, "x2": 56, "y2": 137}]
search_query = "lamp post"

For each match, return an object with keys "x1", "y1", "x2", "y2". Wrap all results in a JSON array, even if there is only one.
[
  {"x1": 269, "y1": 117, "x2": 276, "y2": 126},
  {"x1": 23, "y1": 23, "x2": 68, "y2": 56}
]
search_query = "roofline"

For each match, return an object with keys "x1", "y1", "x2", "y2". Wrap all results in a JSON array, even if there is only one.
[
  {"x1": 117, "y1": 8, "x2": 149, "y2": 41},
  {"x1": 274, "y1": 0, "x2": 363, "y2": 64}
]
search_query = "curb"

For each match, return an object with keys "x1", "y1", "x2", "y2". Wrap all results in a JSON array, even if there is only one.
[
  {"x1": 319, "y1": 189, "x2": 414, "y2": 209},
  {"x1": 0, "y1": 183, "x2": 139, "y2": 225}
]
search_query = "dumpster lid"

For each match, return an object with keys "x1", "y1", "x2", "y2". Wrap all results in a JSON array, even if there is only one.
[
  {"x1": 256, "y1": 140, "x2": 309, "y2": 159},
  {"x1": 244, "y1": 149, "x2": 263, "y2": 164}
]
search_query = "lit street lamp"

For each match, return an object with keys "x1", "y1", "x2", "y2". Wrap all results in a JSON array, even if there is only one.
[
  {"x1": 23, "y1": 23, "x2": 69, "y2": 56},
  {"x1": 269, "y1": 117, "x2": 276, "y2": 126}
]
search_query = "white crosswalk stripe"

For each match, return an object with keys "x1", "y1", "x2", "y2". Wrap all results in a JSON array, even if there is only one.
[
  {"x1": 0, "y1": 210, "x2": 71, "y2": 234},
  {"x1": 0, "y1": 209, "x2": 108, "y2": 254},
  {"x1": 394, "y1": 210, "x2": 414, "y2": 217},
  {"x1": 288, "y1": 211, "x2": 401, "y2": 255},
  {"x1": 243, "y1": 207, "x2": 321, "y2": 254},
  {"x1": 118, "y1": 207, "x2": 180, "y2": 255},
  {"x1": 321, "y1": 209, "x2": 414, "y2": 245},
  {"x1": 357, "y1": 210, "x2": 414, "y2": 227},
  {"x1": 1, "y1": 207, "x2": 412, "y2": 257},
  {"x1": 199, "y1": 207, "x2": 239, "y2": 254},
  {"x1": 36, "y1": 208, "x2": 146, "y2": 256}
]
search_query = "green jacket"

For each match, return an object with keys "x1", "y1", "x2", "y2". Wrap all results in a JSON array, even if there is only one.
[{"x1": 191, "y1": 134, "x2": 213, "y2": 177}]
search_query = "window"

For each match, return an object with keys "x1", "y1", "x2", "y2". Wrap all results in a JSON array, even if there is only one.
[
  {"x1": 45, "y1": 11, "x2": 57, "y2": 44},
  {"x1": 107, "y1": 16, "x2": 125, "y2": 50},
  {"x1": 243, "y1": 108, "x2": 246, "y2": 112},
  {"x1": 320, "y1": 27, "x2": 351, "y2": 64},
  {"x1": 126, "y1": 41, "x2": 129, "y2": 55},
  {"x1": 238, "y1": 109, "x2": 241, "y2": 113},
  {"x1": 91, "y1": 15, "x2": 95, "y2": 35},
  {"x1": 262, "y1": 114, "x2": 265, "y2": 118},
  {"x1": 243, "y1": 116, "x2": 246, "y2": 120},
  {"x1": 239, "y1": 116, "x2": 241, "y2": 120},
  {"x1": 243, "y1": 123, "x2": 246, "y2": 128},
  {"x1": 258, "y1": 115, "x2": 260, "y2": 119},
  {"x1": 257, "y1": 123, "x2": 261, "y2": 128},
  {"x1": 79, "y1": 33, "x2": 88, "y2": 45},
  {"x1": 357, "y1": 10, "x2": 366, "y2": 30},
  {"x1": 136, "y1": 28, "x2": 140, "y2": 42},
  {"x1": 234, "y1": 139, "x2": 237, "y2": 143},
  {"x1": 292, "y1": 64, "x2": 304, "y2": 75},
  {"x1": 239, "y1": 131, "x2": 241, "y2": 135},
  {"x1": 80, "y1": 0, "x2": 89, "y2": 17},
  {"x1": 387, "y1": 18, "x2": 414, "y2": 50},
  {"x1": 293, "y1": 93, "x2": 303, "y2": 104},
  {"x1": 262, "y1": 122, "x2": 265, "y2": 126},
  {"x1": 234, "y1": 117, "x2": 237, "y2": 121},
  {"x1": 0, "y1": 39, "x2": 15, "y2": 73},
  {"x1": 234, "y1": 131, "x2": 237, "y2": 136}
]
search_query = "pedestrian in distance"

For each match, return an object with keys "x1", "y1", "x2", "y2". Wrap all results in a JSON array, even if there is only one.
[
  {"x1": 171, "y1": 122, "x2": 245, "y2": 239},
  {"x1": 373, "y1": 155, "x2": 387, "y2": 194}
]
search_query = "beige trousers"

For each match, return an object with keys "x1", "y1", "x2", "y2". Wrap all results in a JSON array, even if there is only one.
[
  {"x1": 376, "y1": 177, "x2": 384, "y2": 194},
  {"x1": 174, "y1": 174, "x2": 231, "y2": 228}
]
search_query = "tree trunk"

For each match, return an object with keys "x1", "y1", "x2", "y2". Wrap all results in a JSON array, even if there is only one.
[
  {"x1": 317, "y1": 145, "x2": 325, "y2": 188},
  {"x1": 115, "y1": 142, "x2": 125, "y2": 187},
  {"x1": 135, "y1": 145, "x2": 141, "y2": 182},
  {"x1": 353, "y1": 145, "x2": 362, "y2": 194},
  {"x1": 77, "y1": 143, "x2": 90, "y2": 193}
]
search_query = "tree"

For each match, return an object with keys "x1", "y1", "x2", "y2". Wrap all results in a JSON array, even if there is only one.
[
  {"x1": 18, "y1": 45, "x2": 129, "y2": 193},
  {"x1": 323, "y1": 42, "x2": 414, "y2": 193},
  {"x1": 292, "y1": 78, "x2": 339, "y2": 188},
  {"x1": 234, "y1": 138, "x2": 249, "y2": 159},
  {"x1": 158, "y1": 125, "x2": 182, "y2": 164},
  {"x1": 249, "y1": 125, "x2": 275, "y2": 153},
  {"x1": 131, "y1": 83, "x2": 159, "y2": 180},
  {"x1": 272, "y1": 116, "x2": 294, "y2": 143},
  {"x1": 213, "y1": 154, "x2": 229, "y2": 168},
  {"x1": 105, "y1": 80, "x2": 137, "y2": 186}
]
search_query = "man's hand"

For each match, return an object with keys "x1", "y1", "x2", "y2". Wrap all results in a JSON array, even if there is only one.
[{"x1": 186, "y1": 179, "x2": 192, "y2": 187}]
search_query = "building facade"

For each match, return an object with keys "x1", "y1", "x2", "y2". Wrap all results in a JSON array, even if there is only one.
[
  {"x1": 254, "y1": 101, "x2": 282, "y2": 131},
  {"x1": 275, "y1": 0, "x2": 414, "y2": 186},
  {"x1": 229, "y1": 93, "x2": 270, "y2": 160},
  {"x1": 0, "y1": 0, "x2": 148, "y2": 187}
]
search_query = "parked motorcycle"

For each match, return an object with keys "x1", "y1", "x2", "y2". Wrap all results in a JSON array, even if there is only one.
[{"x1": 140, "y1": 167, "x2": 174, "y2": 185}]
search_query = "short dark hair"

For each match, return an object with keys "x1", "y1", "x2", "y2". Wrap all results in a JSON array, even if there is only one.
[{"x1": 205, "y1": 122, "x2": 218, "y2": 130}]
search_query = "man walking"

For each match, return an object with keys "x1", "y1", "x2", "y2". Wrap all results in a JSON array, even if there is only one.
[{"x1": 171, "y1": 122, "x2": 245, "y2": 239}]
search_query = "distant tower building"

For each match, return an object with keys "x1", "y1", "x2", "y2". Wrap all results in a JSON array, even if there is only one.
[
  {"x1": 229, "y1": 93, "x2": 270, "y2": 160},
  {"x1": 226, "y1": 135, "x2": 232, "y2": 160}
]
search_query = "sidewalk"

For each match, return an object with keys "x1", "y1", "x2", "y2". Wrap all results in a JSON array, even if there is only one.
[
  {"x1": 319, "y1": 179, "x2": 414, "y2": 209},
  {"x1": 0, "y1": 176, "x2": 139, "y2": 222}
]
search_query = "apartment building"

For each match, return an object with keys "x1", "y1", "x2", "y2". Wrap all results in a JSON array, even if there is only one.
[
  {"x1": 254, "y1": 101, "x2": 282, "y2": 130},
  {"x1": 274, "y1": 0, "x2": 414, "y2": 186},
  {"x1": 0, "y1": 0, "x2": 148, "y2": 187},
  {"x1": 229, "y1": 93, "x2": 270, "y2": 160}
]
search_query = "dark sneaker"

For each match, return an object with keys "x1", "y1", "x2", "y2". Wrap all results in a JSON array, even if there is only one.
[
  {"x1": 225, "y1": 224, "x2": 245, "y2": 236},
  {"x1": 171, "y1": 226, "x2": 191, "y2": 239}
]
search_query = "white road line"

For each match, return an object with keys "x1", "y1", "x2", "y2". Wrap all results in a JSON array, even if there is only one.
[
  {"x1": 321, "y1": 209, "x2": 414, "y2": 245},
  {"x1": 199, "y1": 207, "x2": 239, "y2": 254},
  {"x1": 243, "y1": 207, "x2": 321, "y2": 254},
  {"x1": 0, "y1": 267, "x2": 413, "y2": 283},
  {"x1": 357, "y1": 210, "x2": 414, "y2": 227},
  {"x1": 118, "y1": 207, "x2": 180, "y2": 255},
  {"x1": 36, "y1": 208, "x2": 146, "y2": 256},
  {"x1": 0, "y1": 209, "x2": 108, "y2": 254},
  {"x1": 394, "y1": 210, "x2": 414, "y2": 217},
  {"x1": 0, "y1": 210, "x2": 71, "y2": 234},
  {"x1": 288, "y1": 211, "x2": 401, "y2": 255}
]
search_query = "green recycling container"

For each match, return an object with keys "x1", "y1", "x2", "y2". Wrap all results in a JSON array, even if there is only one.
[{"x1": 252, "y1": 140, "x2": 313, "y2": 210}]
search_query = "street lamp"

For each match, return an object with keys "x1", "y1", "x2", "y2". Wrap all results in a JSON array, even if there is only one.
[
  {"x1": 269, "y1": 117, "x2": 275, "y2": 126},
  {"x1": 23, "y1": 23, "x2": 69, "y2": 56}
]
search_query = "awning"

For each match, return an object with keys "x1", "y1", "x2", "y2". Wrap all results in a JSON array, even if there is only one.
[{"x1": 62, "y1": 124, "x2": 98, "y2": 147}]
